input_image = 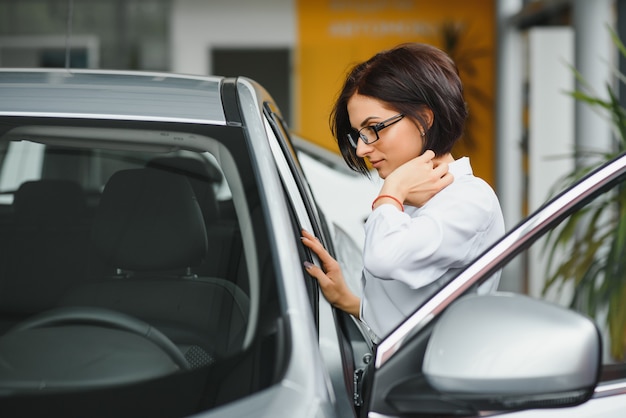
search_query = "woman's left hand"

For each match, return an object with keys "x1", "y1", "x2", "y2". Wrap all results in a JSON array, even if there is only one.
[{"x1": 379, "y1": 150, "x2": 453, "y2": 208}]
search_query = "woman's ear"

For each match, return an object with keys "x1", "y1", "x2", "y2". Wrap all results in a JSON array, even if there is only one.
[
  {"x1": 419, "y1": 107, "x2": 434, "y2": 131},
  {"x1": 414, "y1": 107, "x2": 434, "y2": 137}
]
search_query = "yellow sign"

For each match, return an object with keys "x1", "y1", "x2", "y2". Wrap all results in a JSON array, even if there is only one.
[{"x1": 296, "y1": 0, "x2": 496, "y2": 185}]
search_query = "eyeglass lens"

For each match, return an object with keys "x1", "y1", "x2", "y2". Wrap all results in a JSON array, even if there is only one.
[{"x1": 347, "y1": 114, "x2": 403, "y2": 148}]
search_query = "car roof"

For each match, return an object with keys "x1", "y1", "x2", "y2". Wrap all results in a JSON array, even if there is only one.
[{"x1": 0, "y1": 69, "x2": 227, "y2": 124}]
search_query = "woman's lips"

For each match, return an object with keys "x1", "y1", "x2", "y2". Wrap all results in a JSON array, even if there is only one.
[{"x1": 370, "y1": 159, "x2": 383, "y2": 168}]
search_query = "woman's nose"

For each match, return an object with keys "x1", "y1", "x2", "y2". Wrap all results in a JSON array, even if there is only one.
[{"x1": 355, "y1": 139, "x2": 373, "y2": 158}]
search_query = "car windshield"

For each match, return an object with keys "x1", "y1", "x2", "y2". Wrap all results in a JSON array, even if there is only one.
[{"x1": 0, "y1": 117, "x2": 284, "y2": 414}]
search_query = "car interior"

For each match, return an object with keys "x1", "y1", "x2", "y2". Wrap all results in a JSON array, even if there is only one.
[{"x1": 0, "y1": 122, "x2": 288, "y2": 416}]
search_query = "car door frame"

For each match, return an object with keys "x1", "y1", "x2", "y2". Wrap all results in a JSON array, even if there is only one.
[{"x1": 262, "y1": 100, "x2": 378, "y2": 418}]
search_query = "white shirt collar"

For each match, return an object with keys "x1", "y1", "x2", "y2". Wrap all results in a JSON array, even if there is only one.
[{"x1": 448, "y1": 156, "x2": 472, "y2": 178}]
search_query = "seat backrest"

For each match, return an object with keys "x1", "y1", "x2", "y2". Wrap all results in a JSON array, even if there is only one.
[
  {"x1": 0, "y1": 180, "x2": 91, "y2": 315},
  {"x1": 61, "y1": 168, "x2": 249, "y2": 361},
  {"x1": 145, "y1": 157, "x2": 248, "y2": 293}
]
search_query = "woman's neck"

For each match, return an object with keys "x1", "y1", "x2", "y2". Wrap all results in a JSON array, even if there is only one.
[{"x1": 433, "y1": 153, "x2": 455, "y2": 167}]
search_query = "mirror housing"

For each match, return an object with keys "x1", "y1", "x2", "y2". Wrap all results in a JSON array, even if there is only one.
[{"x1": 422, "y1": 292, "x2": 601, "y2": 411}]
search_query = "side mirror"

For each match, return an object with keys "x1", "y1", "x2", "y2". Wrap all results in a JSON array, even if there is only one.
[{"x1": 422, "y1": 292, "x2": 601, "y2": 411}]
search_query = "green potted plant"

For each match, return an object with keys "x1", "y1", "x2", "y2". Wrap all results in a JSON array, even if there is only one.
[{"x1": 543, "y1": 27, "x2": 626, "y2": 361}]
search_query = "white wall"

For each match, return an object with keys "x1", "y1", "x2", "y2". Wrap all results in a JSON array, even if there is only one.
[
  {"x1": 527, "y1": 27, "x2": 575, "y2": 302},
  {"x1": 495, "y1": 0, "x2": 524, "y2": 293},
  {"x1": 573, "y1": 0, "x2": 614, "y2": 159},
  {"x1": 170, "y1": 0, "x2": 296, "y2": 75}
]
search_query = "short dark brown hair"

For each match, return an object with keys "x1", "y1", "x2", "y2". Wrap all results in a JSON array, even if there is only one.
[{"x1": 330, "y1": 43, "x2": 468, "y2": 175}]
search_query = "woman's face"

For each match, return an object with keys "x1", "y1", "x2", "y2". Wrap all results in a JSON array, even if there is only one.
[{"x1": 347, "y1": 94, "x2": 424, "y2": 179}]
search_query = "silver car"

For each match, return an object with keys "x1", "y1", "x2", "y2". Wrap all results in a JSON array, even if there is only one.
[{"x1": 0, "y1": 69, "x2": 623, "y2": 417}]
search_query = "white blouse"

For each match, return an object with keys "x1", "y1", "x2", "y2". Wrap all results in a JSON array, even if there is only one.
[{"x1": 360, "y1": 157, "x2": 505, "y2": 340}]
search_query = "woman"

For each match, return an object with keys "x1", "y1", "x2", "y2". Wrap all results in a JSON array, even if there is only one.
[{"x1": 301, "y1": 43, "x2": 504, "y2": 341}]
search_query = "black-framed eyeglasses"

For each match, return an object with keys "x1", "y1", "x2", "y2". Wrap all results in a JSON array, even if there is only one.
[{"x1": 347, "y1": 113, "x2": 404, "y2": 149}]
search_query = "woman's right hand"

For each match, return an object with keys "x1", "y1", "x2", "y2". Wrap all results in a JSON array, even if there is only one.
[
  {"x1": 379, "y1": 150, "x2": 453, "y2": 208},
  {"x1": 300, "y1": 229, "x2": 361, "y2": 318}
]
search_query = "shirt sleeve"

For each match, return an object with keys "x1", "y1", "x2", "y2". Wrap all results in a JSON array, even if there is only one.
[{"x1": 362, "y1": 179, "x2": 499, "y2": 289}]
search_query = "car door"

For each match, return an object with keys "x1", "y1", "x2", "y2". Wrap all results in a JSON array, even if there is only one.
[
  {"x1": 363, "y1": 154, "x2": 626, "y2": 417},
  {"x1": 262, "y1": 101, "x2": 378, "y2": 418}
]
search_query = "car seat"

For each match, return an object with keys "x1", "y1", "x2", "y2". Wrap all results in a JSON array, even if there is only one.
[
  {"x1": 59, "y1": 168, "x2": 250, "y2": 367},
  {"x1": 145, "y1": 156, "x2": 248, "y2": 295},
  {"x1": 0, "y1": 179, "x2": 92, "y2": 317}
]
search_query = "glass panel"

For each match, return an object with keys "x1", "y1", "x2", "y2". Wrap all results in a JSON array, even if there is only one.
[{"x1": 0, "y1": 120, "x2": 285, "y2": 412}]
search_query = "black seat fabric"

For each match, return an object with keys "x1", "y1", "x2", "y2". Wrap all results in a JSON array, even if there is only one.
[
  {"x1": 60, "y1": 278, "x2": 250, "y2": 361},
  {"x1": 0, "y1": 180, "x2": 92, "y2": 315},
  {"x1": 145, "y1": 157, "x2": 248, "y2": 295},
  {"x1": 90, "y1": 168, "x2": 208, "y2": 271},
  {"x1": 60, "y1": 168, "x2": 250, "y2": 361}
]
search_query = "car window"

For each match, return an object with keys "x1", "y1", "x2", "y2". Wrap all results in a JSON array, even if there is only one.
[
  {"x1": 331, "y1": 223, "x2": 363, "y2": 298},
  {"x1": 0, "y1": 139, "x2": 8, "y2": 174},
  {"x1": 263, "y1": 112, "x2": 319, "y2": 311},
  {"x1": 263, "y1": 103, "x2": 325, "y2": 240},
  {"x1": 0, "y1": 141, "x2": 45, "y2": 203}
]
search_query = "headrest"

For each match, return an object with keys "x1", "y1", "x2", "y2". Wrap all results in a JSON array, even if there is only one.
[
  {"x1": 91, "y1": 168, "x2": 208, "y2": 271},
  {"x1": 146, "y1": 157, "x2": 221, "y2": 222},
  {"x1": 13, "y1": 180, "x2": 86, "y2": 224},
  {"x1": 147, "y1": 156, "x2": 222, "y2": 183}
]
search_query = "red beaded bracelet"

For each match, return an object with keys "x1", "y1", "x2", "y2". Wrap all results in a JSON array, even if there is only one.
[{"x1": 372, "y1": 194, "x2": 404, "y2": 212}]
